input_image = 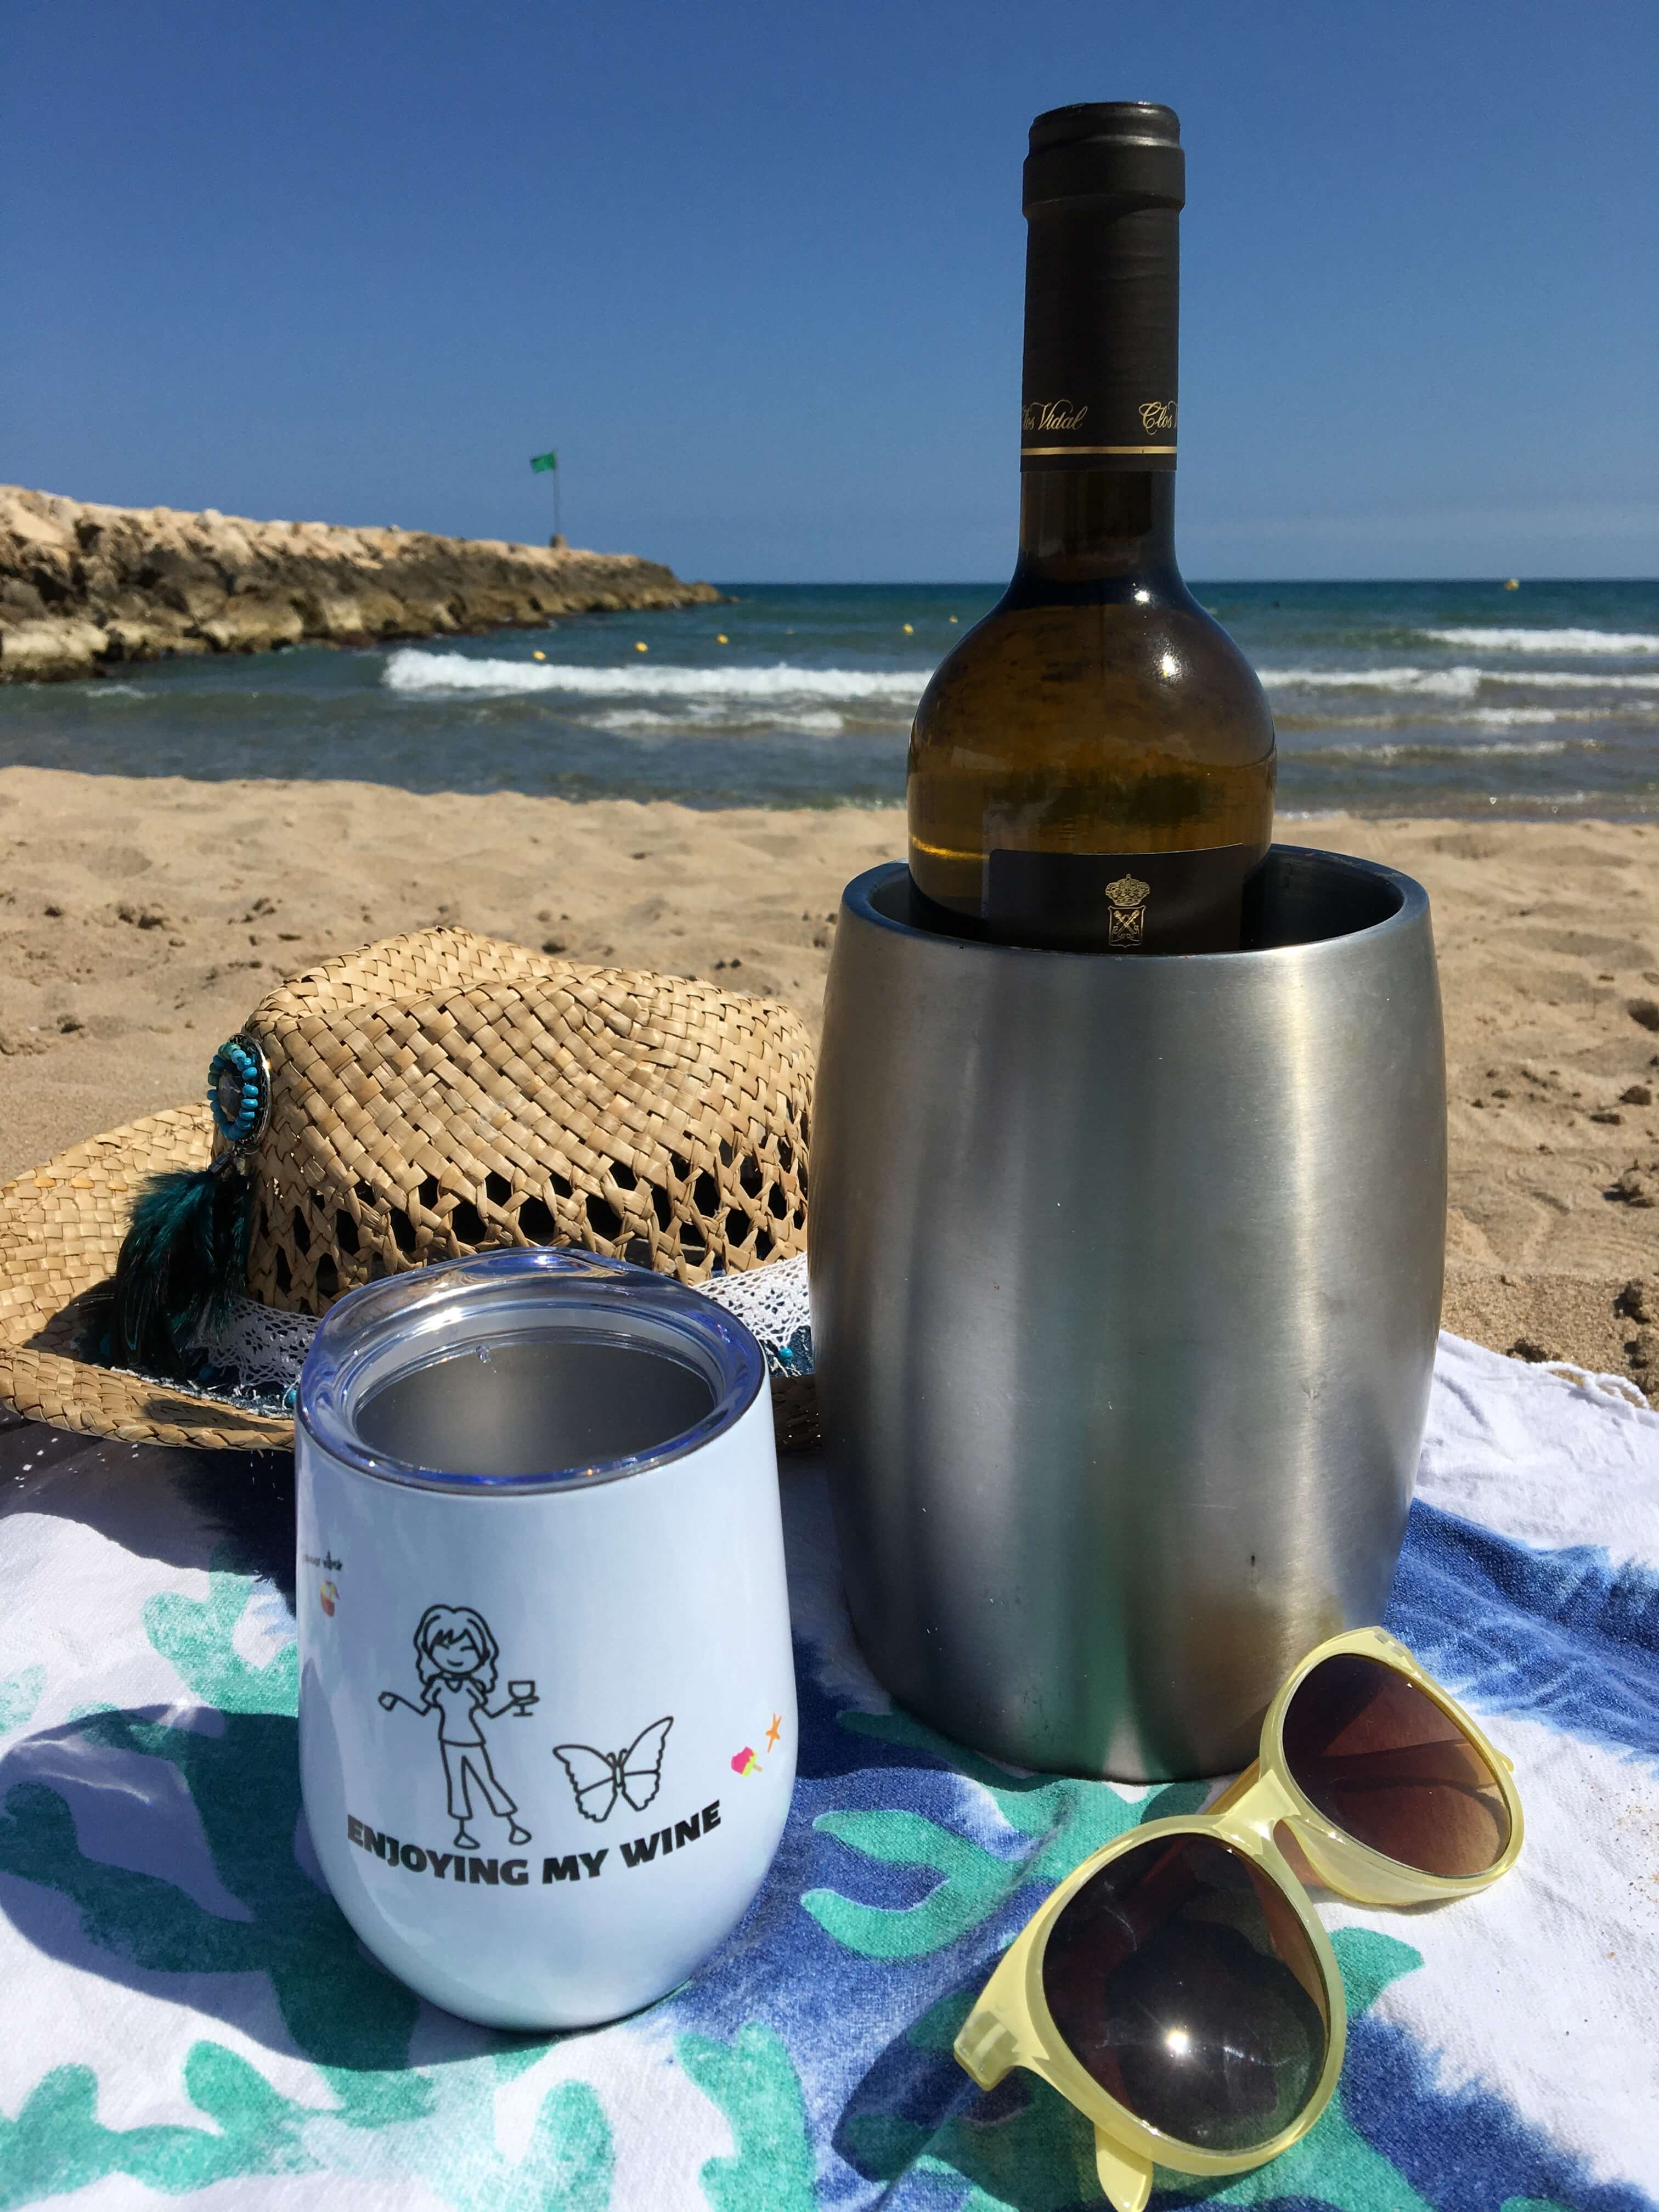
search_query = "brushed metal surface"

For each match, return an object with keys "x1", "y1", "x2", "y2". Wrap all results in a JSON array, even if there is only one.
[{"x1": 809, "y1": 848, "x2": 1446, "y2": 1780}]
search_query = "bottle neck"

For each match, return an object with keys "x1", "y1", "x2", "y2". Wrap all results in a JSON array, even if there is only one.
[
  {"x1": 1013, "y1": 468, "x2": 1181, "y2": 591},
  {"x1": 1019, "y1": 201, "x2": 1180, "y2": 475},
  {"x1": 1015, "y1": 188, "x2": 1181, "y2": 598}
]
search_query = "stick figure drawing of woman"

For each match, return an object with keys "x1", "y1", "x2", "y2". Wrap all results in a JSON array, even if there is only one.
[{"x1": 379, "y1": 1604, "x2": 537, "y2": 1850}]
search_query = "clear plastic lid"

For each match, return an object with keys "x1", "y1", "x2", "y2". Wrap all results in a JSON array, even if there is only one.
[{"x1": 297, "y1": 1248, "x2": 765, "y2": 1493}]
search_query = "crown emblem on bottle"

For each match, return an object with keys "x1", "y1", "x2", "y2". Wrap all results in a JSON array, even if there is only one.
[{"x1": 1104, "y1": 873, "x2": 1150, "y2": 948}]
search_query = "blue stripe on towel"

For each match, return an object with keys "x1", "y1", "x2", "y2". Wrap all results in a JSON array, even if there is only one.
[
  {"x1": 1342, "y1": 2007, "x2": 1659, "y2": 2212},
  {"x1": 1387, "y1": 1500, "x2": 1659, "y2": 1765}
]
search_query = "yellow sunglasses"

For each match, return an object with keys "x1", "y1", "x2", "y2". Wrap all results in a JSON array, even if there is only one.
[{"x1": 954, "y1": 1626, "x2": 1523, "y2": 2210}]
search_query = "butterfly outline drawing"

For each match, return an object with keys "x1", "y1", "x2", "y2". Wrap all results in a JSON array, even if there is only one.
[{"x1": 552, "y1": 1716, "x2": 674, "y2": 1824}]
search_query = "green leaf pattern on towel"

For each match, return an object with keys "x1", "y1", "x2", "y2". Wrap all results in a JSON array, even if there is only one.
[
  {"x1": 0, "y1": 1554, "x2": 613, "y2": 2209},
  {"x1": 0, "y1": 1669, "x2": 45, "y2": 1738},
  {"x1": 0, "y1": 1559, "x2": 1475, "y2": 2212},
  {"x1": 143, "y1": 1562, "x2": 299, "y2": 1717},
  {"x1": 804, "y1": 1704, "x2": 1209, "y2": 1960},
  {"x1": 0, "y1": 2046, "x2": 613, "y2": 2212},
  {"x1": 676, "y1": 2024, "x2": 817, "y2": 2212},
  {"x1": 0, "y1": 2044, "x2": 313, "y2": 2207}
]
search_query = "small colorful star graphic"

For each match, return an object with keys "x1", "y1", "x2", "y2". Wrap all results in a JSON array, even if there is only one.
[{"x1": 765, "y1": 1711, "x2": 782, "y2": 1751}]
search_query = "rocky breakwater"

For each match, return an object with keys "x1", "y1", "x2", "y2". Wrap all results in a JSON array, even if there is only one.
[{"x1": 0, "y1": 486, "x2": 722, "y2": 681}]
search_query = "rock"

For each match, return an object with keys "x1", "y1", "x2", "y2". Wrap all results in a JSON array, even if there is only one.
[
  {"x1": 1621, "y1": 1083, "x2": 1652, "y2": 1106},
  {"x1": 0, "y1": 616, "x2": 110, "y2": 679},
  {"x1": 198, "y1": 595, "x2": 307, "y2": 653},
  {"x1": 0, "y1": 484, "x2": 723, "y2": 682},
  {"x1": 1612, "y1": 1162, "x2": 1657, "y2": 1207},
  {"x1": 1629, "y1": 998, "x2": 1659, "y2": 1032}
]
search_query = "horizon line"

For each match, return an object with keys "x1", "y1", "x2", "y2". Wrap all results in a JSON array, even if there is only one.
[{"x1": 706, "y1": 575, "x2": 1659, "y2": 589}]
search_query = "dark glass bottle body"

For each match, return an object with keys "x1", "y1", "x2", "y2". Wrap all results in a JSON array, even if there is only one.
[{"x1": 907, "y1": 469, "x2": 1276, "y2": 951}]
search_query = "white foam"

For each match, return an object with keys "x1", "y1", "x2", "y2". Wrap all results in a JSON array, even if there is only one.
[
  {"x1": 1277, "y1": 705, "x2": 1626, "y2": 741},
  {"x1": 382, "y1": 650, "x2": 930, "y2": 704},
  {"x1": 1504, "y1": 668, "x2": 1654, "y2": 685},
  {"x1": 1261, "y1": 663, "x2": 1659, "y2": 699},
  {"x1": 1459, "y1": 708, "x2": 1574, "y2": 728},
  {"x1": 1259, "y1": 665, "x2": 1485, "y2": 699},
  {"x1": 1454, "y1": 738, "x2": 1572, "y2": 757},
  {"x1": 588, "y1": 707, "x2": 847, "y2": 736},
  {"x1": 1470, "y1": 669, "x2": 1659, "y2": 691},
  {"x1": 1302, "y1": 737, "x2": 1571, "y2": 763},
  {"x1": 1421, "y1": 627, "x2": 1659, "y2": 654}
]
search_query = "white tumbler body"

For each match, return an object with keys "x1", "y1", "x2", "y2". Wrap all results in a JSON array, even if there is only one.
[{"x1": 295, "y1": 1250, "x2": 795, "y2": 2029}]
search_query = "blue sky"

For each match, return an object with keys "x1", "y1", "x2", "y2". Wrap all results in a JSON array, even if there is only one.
[{"x1": 4, "y1": 1, "x2": 1656, "y2": 581}]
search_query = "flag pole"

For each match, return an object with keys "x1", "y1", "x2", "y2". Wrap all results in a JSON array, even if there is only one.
[{"x1": 529, "y1": 449, "x2": 562, "y2": 545}]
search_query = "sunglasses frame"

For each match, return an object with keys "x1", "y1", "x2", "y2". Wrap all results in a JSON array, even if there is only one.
[{"x1": 953, "y1": 1626, "x2": 1524, "y2": 2212}]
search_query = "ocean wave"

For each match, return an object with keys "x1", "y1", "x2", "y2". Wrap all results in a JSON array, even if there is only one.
[
  {"x1": 1420, "y1": 627, "x2": 1659, "y2": 654},
  {"x1": 1259, "y1": 665, "x2": 1484, "y2": 698},
  {"x1": 587, "y1": 707, "x2": 847, "y2": 736},
  {"x1": 383, "y1": 650, "x2": 929, "y2": 703},
  {"x1": 1299, "y1": 738, "x2": 1572, "y2": 764},
  {"x1": 1277, "y1": 706, "x2": 1626, "y2": 737},
  {"x1": 1475, "y1": 669, "x2": 1659, "y2": 691},
  {"x1": 1459, "y1": 708, "x2": 1576, "y2": 727},
  {"x1": 1260, "y1": 663, "x2": 1659, "y2": 699}
]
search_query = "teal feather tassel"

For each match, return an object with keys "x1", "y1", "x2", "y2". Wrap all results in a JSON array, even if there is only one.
[{"x1": 108, "y1": 1161, "x2": 253, "y2": 1379}]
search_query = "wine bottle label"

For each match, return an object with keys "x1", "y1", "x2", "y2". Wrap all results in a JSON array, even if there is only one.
[
  {"x1": 984, "y1": 844, "x2": 1258, "y2": 953},
  {"x1": 1020, "y1": 202, "x2": 1180, "y2": 473}
]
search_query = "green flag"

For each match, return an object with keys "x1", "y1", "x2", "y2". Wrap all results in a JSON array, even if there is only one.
[{"x1": 529, "y1": 450, "x2": 558, "y2": 473}]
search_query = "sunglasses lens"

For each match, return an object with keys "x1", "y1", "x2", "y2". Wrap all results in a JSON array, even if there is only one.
[
  {"x1": 1040, "y1": 1832, "x2": 1329, "y2": 2153},
  {"x1": 1282, "y1": 1651, "x2": 1510, "y2": 1877}
]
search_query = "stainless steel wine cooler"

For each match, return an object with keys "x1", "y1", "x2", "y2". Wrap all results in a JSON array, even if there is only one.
[{"x1": 809, "y1": 847, "x2": 1447, "y2": 1780}]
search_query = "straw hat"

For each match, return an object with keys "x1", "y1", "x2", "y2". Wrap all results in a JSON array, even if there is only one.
[{"x1": 0, "y1": 928, "x2": 816, "y2": 1452}]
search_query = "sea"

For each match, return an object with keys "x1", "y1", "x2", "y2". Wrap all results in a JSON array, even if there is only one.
[{"x1": 3, "y1": 579, "x2": 1656, "y2": 819}]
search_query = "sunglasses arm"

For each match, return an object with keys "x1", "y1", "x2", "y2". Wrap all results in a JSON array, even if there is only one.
[
  {"x1": 953, "y1": 2006, "x2": 1020, "y2": 2090},
  {"x1": 959, "y1": 2010, "x2": 1153, "y2": 2211},
  {"x1": 1094, "y1": 2128, "x2": 1153, "y2": 2211}
]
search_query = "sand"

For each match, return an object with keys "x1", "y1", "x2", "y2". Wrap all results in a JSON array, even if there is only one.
[{"x1": 2, "y1": 766, "x2": 1655, "y2": 1395}]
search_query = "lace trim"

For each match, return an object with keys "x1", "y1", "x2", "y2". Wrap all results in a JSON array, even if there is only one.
[{"x1": 177, "y1": 1252, "x2": 816, "y2": 1421}]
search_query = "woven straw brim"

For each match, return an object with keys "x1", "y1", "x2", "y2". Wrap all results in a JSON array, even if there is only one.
[
  {"x1": 0, "y1": 1103, "x2": 821, "y2": 1453},
  {"x1": 0, "y1": 1102, "x2": 290, "y2": 1449}
]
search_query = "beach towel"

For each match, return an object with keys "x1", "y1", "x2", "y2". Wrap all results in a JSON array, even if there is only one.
[{"x1": 0, "y1": 1330, "x2": 1654, "y2": 2210}]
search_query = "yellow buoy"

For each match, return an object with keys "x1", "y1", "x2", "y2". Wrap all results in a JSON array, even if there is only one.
[
  {"x1": 716, "y1": 634, "x2": 729, "y2": 644},
  {"x1": 532, "y1": 650, "x2": 546, "y2": 661},
  {"x1": 949, "y1": 615, "x2": 958, "y2": 623},
  {"x1": 635, "y1": 641, "x2": 648, "y2": 652},
  {"x1": 902, "y1": 623, "x2": 914, "y2": 635},
  {"x1": 1503, "y1": 578, "x2": 1520, "y2": 590}
]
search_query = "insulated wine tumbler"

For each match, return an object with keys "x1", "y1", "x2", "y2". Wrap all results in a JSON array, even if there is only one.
[{"x1": 296, "y1": 1249, "x2": 795, "y2": 2029}]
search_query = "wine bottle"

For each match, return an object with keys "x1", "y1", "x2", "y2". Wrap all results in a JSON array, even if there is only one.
[{"x1": 907, "y1": 102, "x2": 1276, "y2": 952}]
